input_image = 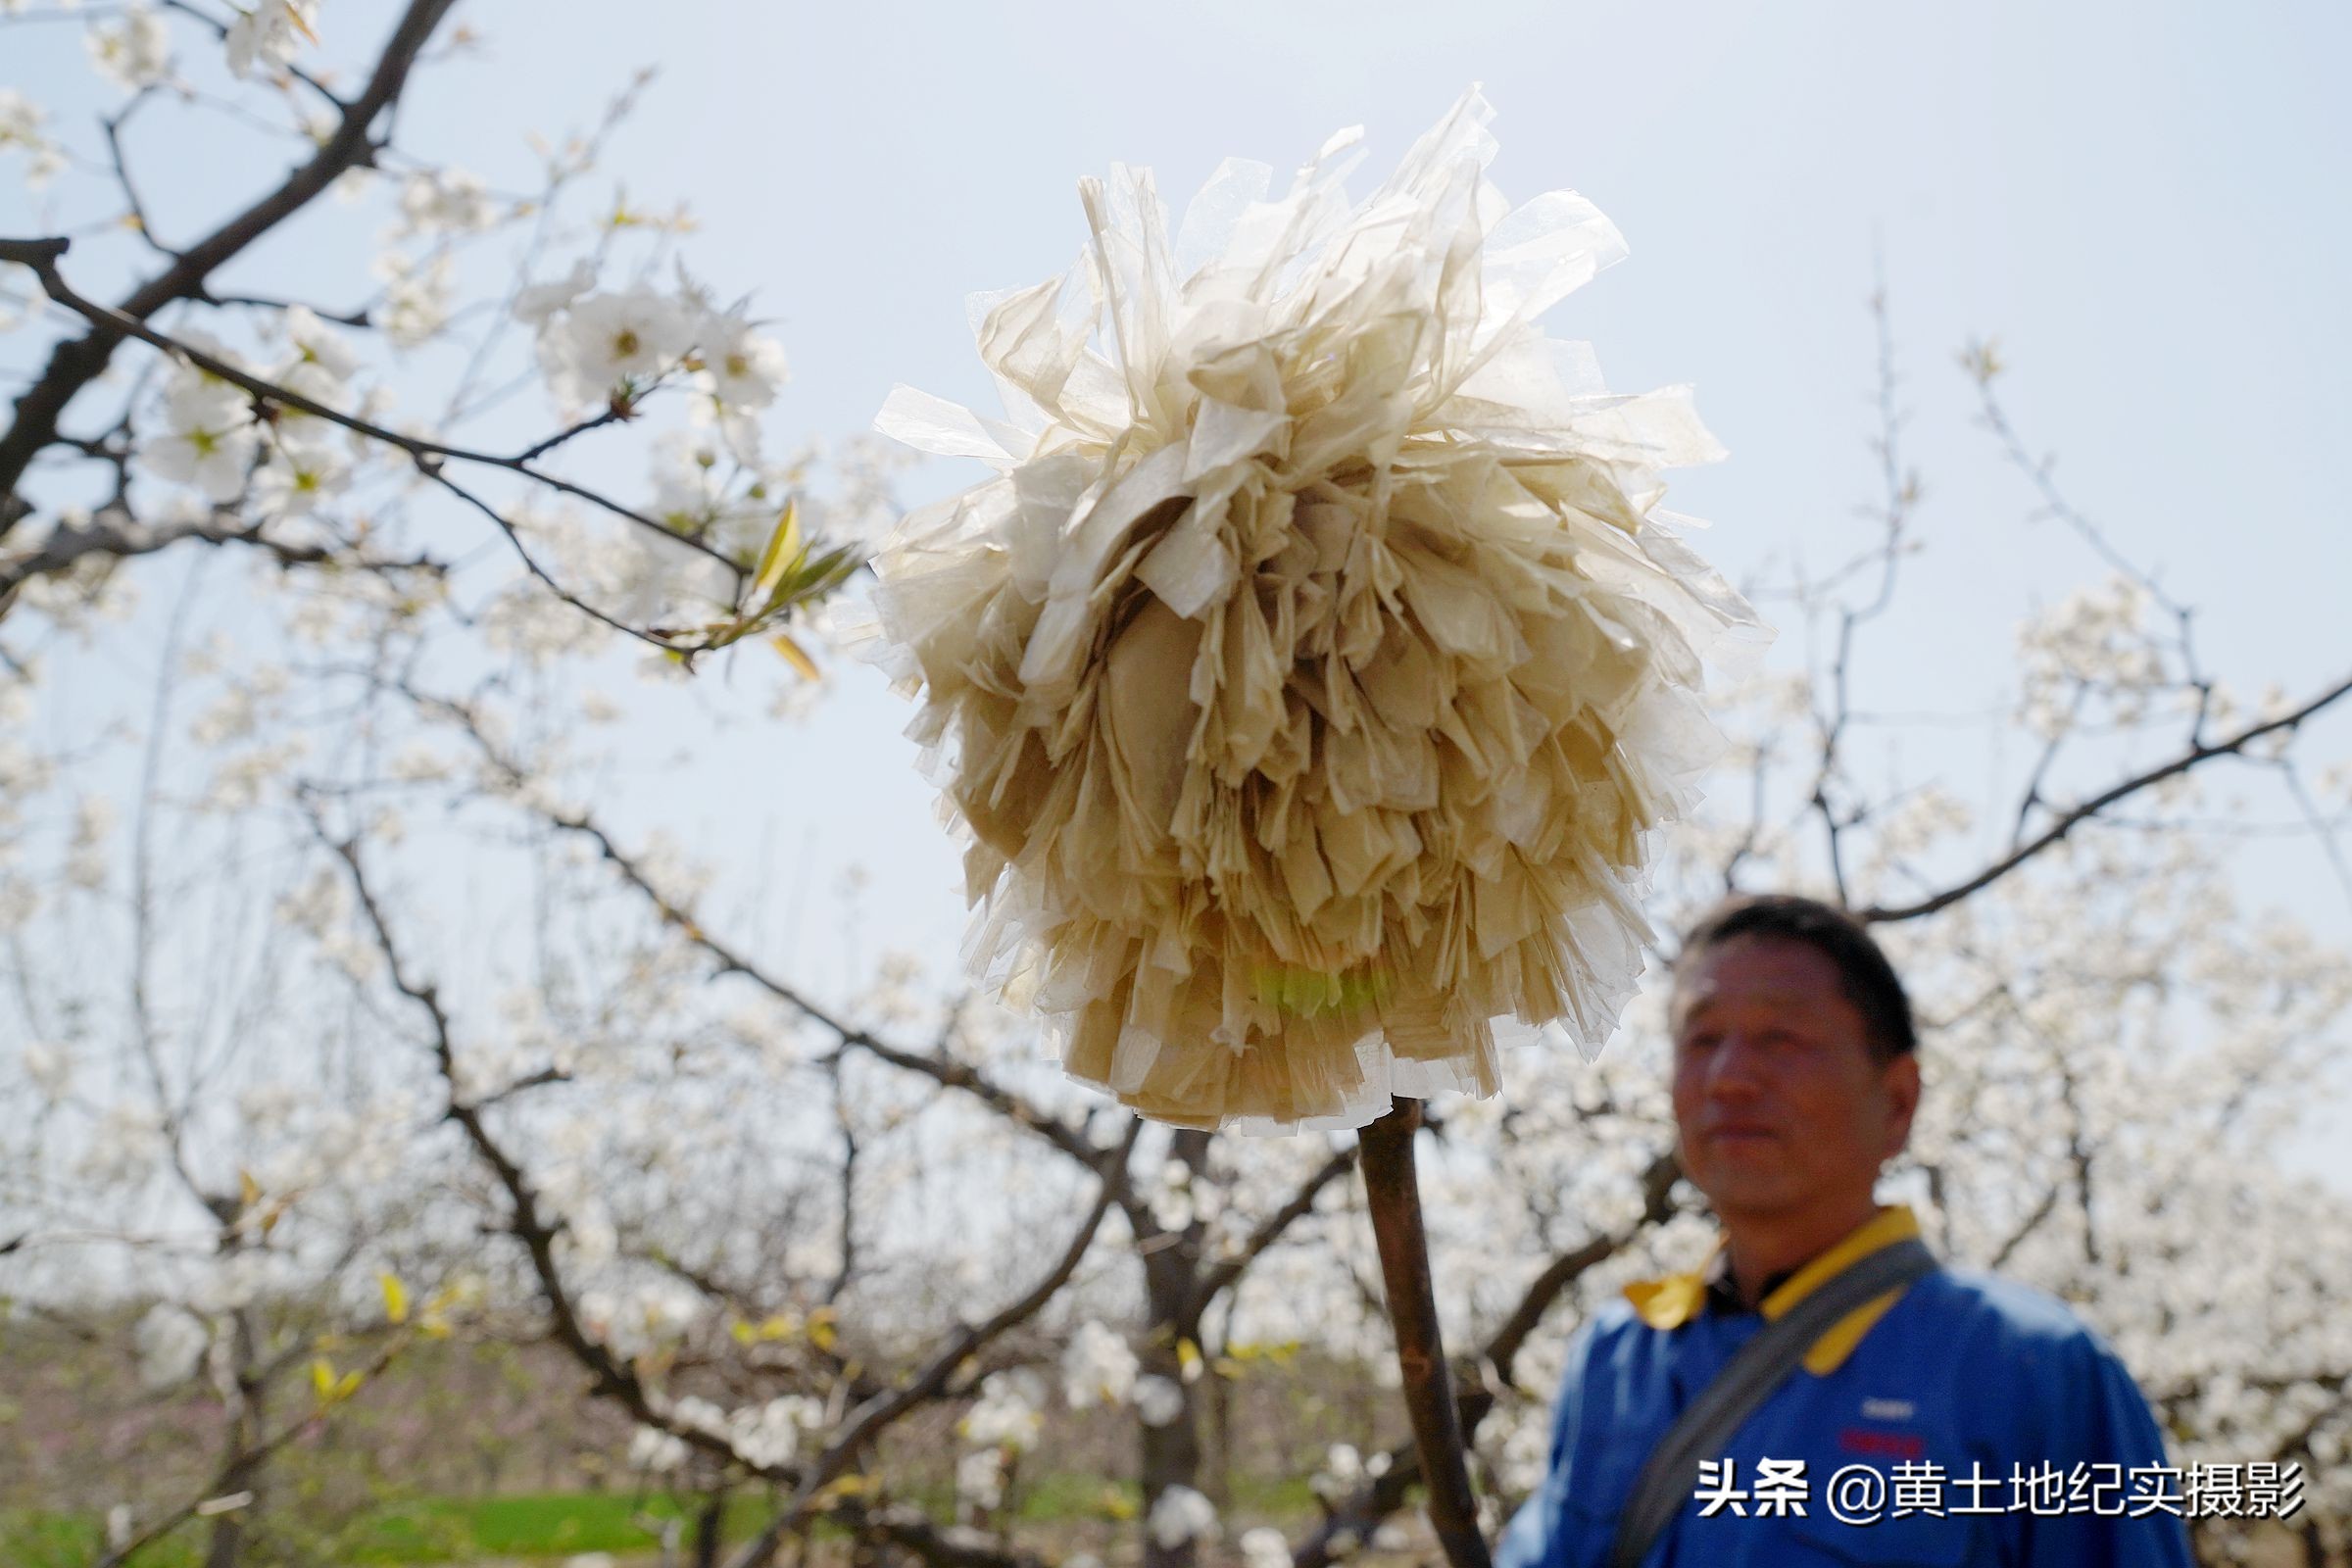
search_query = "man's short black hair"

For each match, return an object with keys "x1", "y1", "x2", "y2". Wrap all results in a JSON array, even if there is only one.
[{"x1": 1674, "y1": 894, "x2": 1918, "y2": 1061}]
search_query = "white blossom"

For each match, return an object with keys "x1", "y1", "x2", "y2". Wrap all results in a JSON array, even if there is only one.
[
  {"x1": 669, "y1": 1395, "x2": 726, "y2": 1435},
  {"x1": 223, "y1": 0, "x2": 318, "y2": 80},
  {"x1": 1147, "y1": 1485, "x2": 1219, "y2": 1550},
  {"x1": 133, "y1": 1305, "x2": 208, "y2": 1391},
  {"x1": 86, "y1": 6, "x2": 172, "y2": 91},
  {"x1": 66, "y1": 795, "x2": 114, "y2": 889},
  {"x1": 1241, "y1": 1527, "x2": 1293, "y2": 1568},
  {"x1": 20, "y1": 1039, "x2": 71, "y2": 1100},
  {"x1": 236, "y1": 1081, "x2": 303, "y2": 1134},
  {"x1": 397, "y1": 168, "x2": 496, "y2": 237},
  {"x1": 514, "y1": 259, "x2": 596, "y2": 326},
  {"x1": 373, "y1": 251, "x2": 455, "y2": 348},
  {"x1": 958, "y1": 1368, "x2": 1044, "y2": 1452},
  {"x1": 2016, "y1": 575, "x2": 2169, "y2": 737},
  {"x1": 1131, "y1": 1373, "x2": 1184, "y2": 1428},
  {"x1": 955, "y1": 1446, "x2": 1005, "y2": 1511},
  {"x1": 1061, "y1": 1319, "x2": 1140, "y2": 1408},
  {"x1": 1149, "y1": 1159, "x2": 1197, "y2": 1232},
  {"x1": 250, "y1": 439, "x2": 349, "y2": 522},
  {"x1": 0, "y1": 89, "x2": 66, "y2": 190},
  {"x1": 724, "y1": 1398, "x2": 800, "y2": 1468},
  {"x1": 1309, "y1": 1442, "x2": 1388, "y2": 1501},
  {"x1": 578, "y1": 1280, "x2": 703, "y2": 1359},
  {"x1": 143, "y1": 378, "x2": 258, "y2": 504},
  {"x1": 277, "y1": 304, "x2": 361, "y2": 385},
  {"x1": 79, "y1": 1103, "x2": 167, "y2": 1187},
  {"x1": 545, "y1": 287, "x2": 692, "y2": 401},
  {"x1": 627, "y1": 1425, "x2": 689, "y2": 1475},
  {"x1": 694, "y1": 312, "x2": 788, "y2": 410}
]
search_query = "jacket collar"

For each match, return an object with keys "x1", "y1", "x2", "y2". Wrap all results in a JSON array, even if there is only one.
[{"x1": 1622, "y1": 1204, "x2": 1927, "y2": 1376}]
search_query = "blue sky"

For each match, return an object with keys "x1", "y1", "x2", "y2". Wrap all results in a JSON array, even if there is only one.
[{"x1": 8, "y1": 2, "x2": 2350, "y2": 1174}]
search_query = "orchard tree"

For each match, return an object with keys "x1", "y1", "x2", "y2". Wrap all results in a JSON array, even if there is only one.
[{"x1": 6, "y1": 6, "x2": 2352, "y2": 1568}]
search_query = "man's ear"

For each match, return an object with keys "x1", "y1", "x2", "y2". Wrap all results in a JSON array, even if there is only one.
[{"x1": 1882, "y1": 1051, "x2": 1922, "y2": 1159}]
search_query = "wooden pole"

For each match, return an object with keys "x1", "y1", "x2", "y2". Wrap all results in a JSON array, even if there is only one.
[{"x1": 1358, "y1": 1099, "x2": 1492, "y2": 1568}]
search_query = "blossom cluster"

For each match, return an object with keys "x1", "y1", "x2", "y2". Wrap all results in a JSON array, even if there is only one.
[
  {"x1": 137, "y1": 307, "x2": 363, "y2": 517},
  {"x1": 518, "y1": 265, "x2": 788, "y2": 425}
]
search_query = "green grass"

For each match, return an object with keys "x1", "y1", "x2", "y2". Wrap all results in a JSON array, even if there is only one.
[
  {"x1": 4, "y1": 1474, "x2": 1328, "y2": 1565},
  {"x1": 344, "y1": 1491, "x2": 774, "y2": 1560},
  {"x1": 3, "y1": 1493, "x2": 765, "y2": 1567},
  {"x1": 0, "y1": 1510, "x2": 205, "y2": 1568}
]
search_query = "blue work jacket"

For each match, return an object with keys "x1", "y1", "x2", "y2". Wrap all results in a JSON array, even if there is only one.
[{"x1": 1495, "y1": 1207, "x2": 2196, "y2": 1568}]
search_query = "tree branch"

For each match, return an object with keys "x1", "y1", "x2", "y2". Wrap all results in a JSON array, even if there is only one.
[
  {"x1": 0, "y1": 499, "x2": 445, "y2": 603},
  {"x1": 1188, "y1": 1142, "x2": 1357, "y2": 1321},
  {"x1": 89, "y1": 1339, "x2": 405, "y2": 1568},
  {"x1": 1860, "y1": 670, "x2": 2352, "y2": 923},
  {"x1": 0, "y1": 0, "x2": 463, "y2": 519},
  {"x1": 399, "y1": 680, "x2": 1103, "y2": 1171},
  {"x1": 722, "y1": 1123, "x2": 1138, "y2": 1568}
]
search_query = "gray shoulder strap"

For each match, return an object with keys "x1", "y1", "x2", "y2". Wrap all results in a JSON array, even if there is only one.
[{"x1": 1605, "y1": 1237, "x2": 1936, "y2": 1568}]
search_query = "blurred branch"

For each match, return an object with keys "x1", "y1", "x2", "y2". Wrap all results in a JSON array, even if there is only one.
[
  {"x1": 1806, "y1": 272, "x2": 1921, "y2": 905},
  {"x1": 88, "y1": 1338, "x2": 405, "y2": 1568},
  {"x1": 1188, "y1": 1141, "x2": 1357, "y2": 1320},
  {"x1": 1479, "y1": 1147, "x2": 1682, "y2": 1391},
  {"x1": 721, "y1": 1122, "x2": 1138, "y2": 1568},
  {"x1": 0, "y1": 498, "x2": 446, "y2": 604},
  {"x1": 196, "y1": 287, "x2": 372, "y2": 328},
  {"x1": 1967, "y1": 340, "x2": 2214, "y2": 737}
]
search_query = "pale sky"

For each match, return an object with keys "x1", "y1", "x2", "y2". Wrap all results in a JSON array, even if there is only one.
[{"x1": 8, "y1": 2, "x2": 2349, "y2": 1175}]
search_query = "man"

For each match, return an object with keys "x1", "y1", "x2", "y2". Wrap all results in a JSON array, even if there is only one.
[{"x1": 1495, "y1": 894, "x2": 2193, "y2": 1567}]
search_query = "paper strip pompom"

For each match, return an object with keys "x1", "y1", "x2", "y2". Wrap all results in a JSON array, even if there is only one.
[{"x1": 870, "y1": 89, "x2": 1764, "y2": 1130}]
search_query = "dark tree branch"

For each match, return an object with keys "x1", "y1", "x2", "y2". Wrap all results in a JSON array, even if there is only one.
[
  {"x1": 1860, "y1": 671, "x2": 2352, "y2": 923},
  {"x1": 1805, "y1": 273, "x2": 1920, "y2": 906},
  {"x1": 0, "y1": 500, "x2": 445, "y2": 602},
  {"x1": 1479, "y1": 1147, "x2": 1682, "y2": 1391},
  {"x1": 309, "y1": 742, "x2": 1102, "y2": 1568},
  {"x1": 312, "y1": 808, "x2": 735, "y2": 1464},
  {"x1": 721, "y1": 1124, "x2": 1138, "y2": 1568},
  {"x1": 401, "y1": 679, "x2": 1102, "y2": 1171},
  {"x1": 0, "y1": 239, "x2": 812, "y2": 657},
  {"x1": 1188, "y1": 1142, "x2": 1357, "y2": 1321},
  {"x1": 4, "y1": 239, "x2": 747, "y2": 571},
  {"x1": 197, "y1": 288, "x2": 371, "y2": 328},
  {"x1": 0, "y1": 0, "x2": 462, "y2": 521},
  {"x1": 88, "y1": 1339, "x2": 405, "y2": 1568}
]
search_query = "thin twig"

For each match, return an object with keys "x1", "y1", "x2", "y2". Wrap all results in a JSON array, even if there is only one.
[{"x1": 1861, "y1": 671, "x2": 2352, "y2": 923}]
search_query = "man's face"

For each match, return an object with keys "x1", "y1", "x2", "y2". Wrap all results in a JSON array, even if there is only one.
[{"x1": 1669, "y1": 934, "x2": 1920, "y2": 1229}]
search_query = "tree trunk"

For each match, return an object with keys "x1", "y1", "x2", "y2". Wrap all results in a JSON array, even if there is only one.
[
  {"x1": 203, "y1": 1303, "x2": 267, "y2": 1568},
  {"x1": 1201, "y1": 1342, "x2": 1234, "y2": 1510},
  {"x1": 693, "y1": 1484, "x2": 730, "y2": 1568},
  {"x1": 1140, "y1": 1127, "x2": 1211, "y2": 1568}
]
